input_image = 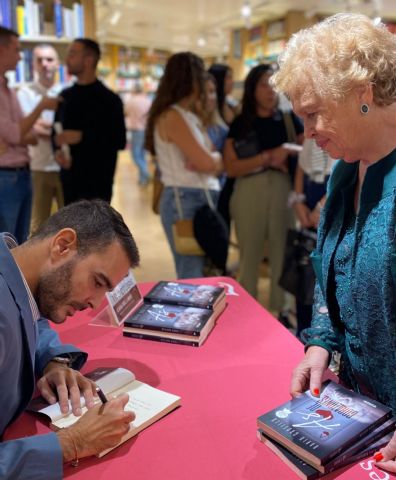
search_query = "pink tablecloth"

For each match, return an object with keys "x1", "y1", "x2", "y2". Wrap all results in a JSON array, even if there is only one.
[{"x1": 5, "y1": 277, "x2": 393, "y2": 479}]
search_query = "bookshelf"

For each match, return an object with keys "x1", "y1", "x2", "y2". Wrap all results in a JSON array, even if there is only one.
[
  {"x1": 99, "y1": 44, "x2": 168, "y2": 97},
  {"x1": 2, "y1": 0, "x2": 96, "y2": 87},
  {"x1": 229, "y1": 10, "x2": 318, "y2": 82}
]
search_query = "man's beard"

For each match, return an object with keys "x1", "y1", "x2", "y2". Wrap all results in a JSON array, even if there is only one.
[{"x1": 36, "y1": 258, "x2": 84, "y2": 323}]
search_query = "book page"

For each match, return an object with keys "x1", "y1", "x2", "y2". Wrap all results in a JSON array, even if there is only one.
[
  {"x1": 53, "y1": 380, "x2": 181, "y2": 456},
  {"x1": 29, "y1": 367, "x2": 135, "y2": 423}
]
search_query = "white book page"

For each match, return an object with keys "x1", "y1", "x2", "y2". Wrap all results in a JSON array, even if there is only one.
[
  {"x1": 36, "y1": 368, "x2": 135, "y2": 423},
  {"x1": 53, "y1": 380, "x2": 181, "y2": 456}
]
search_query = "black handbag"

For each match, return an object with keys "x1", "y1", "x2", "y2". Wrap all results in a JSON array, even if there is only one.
[
  {"x1": 193, "y1": 202, "x2": 229, "y2": 274},
  {"x1": 279, "y1": 228, "x2": 317, "y2": 305}
]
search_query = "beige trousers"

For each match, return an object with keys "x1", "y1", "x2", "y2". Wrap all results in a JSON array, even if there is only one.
[
  {"x1": 30, "y1": 171, "x2": 64, "y2": 234},
  {"x1": 230, "y1": 170, "x2": 292, "y2": 311}
]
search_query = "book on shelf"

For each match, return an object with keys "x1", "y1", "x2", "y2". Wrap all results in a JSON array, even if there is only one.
[
  {"x1": 257, "y1": 380, "x2": 392, "y2": 472},
  {"x1": 257, "y1": 417, "x2": 396, "y2": 479},
  {"x1": 123, "y1": 300, "x2": 226, "y2": 347},
  {"x1": 28, "y1": 366, "x2": 181, "y2": 457},
  {"x1": 144, "y1": 281, "x2": 226, "y2": 310}
]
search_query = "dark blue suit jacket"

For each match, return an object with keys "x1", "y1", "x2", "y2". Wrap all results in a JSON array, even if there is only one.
[{"x1": 0, "y1": 234, "x2": 87, "y2": 479}]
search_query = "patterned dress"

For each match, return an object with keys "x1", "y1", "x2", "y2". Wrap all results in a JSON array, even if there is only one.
[{"x1": 302, "y1": 150, "x2": 396, "y2": 412}]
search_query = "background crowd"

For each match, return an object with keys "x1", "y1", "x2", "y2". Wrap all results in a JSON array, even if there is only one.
[{"x1": 0, "y1": 24, "x2": 323, "y2": 329}]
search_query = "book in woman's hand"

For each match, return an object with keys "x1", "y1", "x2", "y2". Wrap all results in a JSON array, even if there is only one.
[
  {"x1": 257, "y1": 416, "x2": 396, "y2": 479},
  {"x1": 257, "y1": 380, "x2": 392, "y2": 472}
]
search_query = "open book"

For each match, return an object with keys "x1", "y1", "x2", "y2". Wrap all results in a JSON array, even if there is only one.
[{"x1": 28, "y1": 367, "x2": 181, "y2": 457}]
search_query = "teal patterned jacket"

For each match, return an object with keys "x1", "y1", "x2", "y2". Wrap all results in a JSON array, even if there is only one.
[{"x1": 302, "y1": 149, "x2": 396, "y2": 412}]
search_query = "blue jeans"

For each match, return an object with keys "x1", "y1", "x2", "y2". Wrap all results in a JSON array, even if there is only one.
[
  {"x1": 130, "y1": 130, "x2": 149, "y2": 184},
  {"x1": 160, "y1": 186, "x2": 219, "y2": 279},
  {"x1": 0, "y1": 169, "x2": 32, "y2": 243}
]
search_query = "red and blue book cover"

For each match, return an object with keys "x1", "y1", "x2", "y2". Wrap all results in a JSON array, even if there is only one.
[
  {"x1": 124, "y1": 303, "x2": 213, "y2": 336},
  {"x1": 257, "y1": 380, "x2": 392, "y2": 469},
  {"x1": 144, "y1": 281, "x2": 225, "y2": 310}
]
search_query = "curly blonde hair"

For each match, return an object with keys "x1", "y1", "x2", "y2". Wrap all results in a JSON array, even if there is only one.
[{"x1": 271, "y1": 13, "x2": 396, "y2": 106}]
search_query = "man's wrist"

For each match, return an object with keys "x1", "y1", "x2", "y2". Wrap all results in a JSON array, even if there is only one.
[
  {"x1": 260, "y1": 151, "x2": 271, "y2": 168},
  {"x1": 50, "y1": 354, "x2": 73, "y2": 367}
]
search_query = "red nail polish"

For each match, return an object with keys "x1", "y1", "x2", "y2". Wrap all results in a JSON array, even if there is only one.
[
  {"x1": 374, "y1": 453, "x2": 384, "y2": 462},
  {"x1": 313, "y1": 388, "x2": 320, "y2": 396}
]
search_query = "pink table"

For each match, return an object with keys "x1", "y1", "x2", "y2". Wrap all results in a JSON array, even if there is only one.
[{"x1": 5, "y1": 277, "x2": 393, "y2": 479}]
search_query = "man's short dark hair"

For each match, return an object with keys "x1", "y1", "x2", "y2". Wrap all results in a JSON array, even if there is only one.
[
  {"x1": 0, "y1": 26, "x2": 18, "y2": 46},
  {"x1": 74, "y1": 38, "x2": 101, "y2": 67},
  {"x1": 31, "y1": 200, "x2": 139, "y2": 267}
]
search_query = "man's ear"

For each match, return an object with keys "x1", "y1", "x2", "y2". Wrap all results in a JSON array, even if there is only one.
[{"x1": 49, "y1": 228, "x2": 78, "y2": 262}]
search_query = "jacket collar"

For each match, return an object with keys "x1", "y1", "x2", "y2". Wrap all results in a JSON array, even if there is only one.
[{"x1": 0, "y1": 233, "x2": 37, "y2": 362}]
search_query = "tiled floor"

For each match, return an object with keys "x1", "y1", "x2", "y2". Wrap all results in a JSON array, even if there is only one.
[{"x1": 112, "y1": 151, "x2": 272, "y2": 308}]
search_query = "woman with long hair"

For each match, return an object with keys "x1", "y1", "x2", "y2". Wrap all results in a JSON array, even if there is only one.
[
  {"x1": 224, "y1": 64, "x2": 304, "y2": 314},
  {"x1": 208, "y1": 63, "x2": 238, "y2": 125},
  {"x1": 145, "y1": 52, "x2": 222, "y2": 279},
  {"x1": 208, "y1": 64, "x2": 239, "y2": 237}
]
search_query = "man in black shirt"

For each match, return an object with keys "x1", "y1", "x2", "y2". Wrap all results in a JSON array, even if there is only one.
[{"x1": 54, "y1": 39, "x2": 126, "y2": 204}]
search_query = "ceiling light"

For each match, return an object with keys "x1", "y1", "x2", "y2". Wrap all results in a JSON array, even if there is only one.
[
  {"x1": 197, "y1": 36, "x2": 206, "y2": 47},
  {"x1": 241, "y1": 1, "x2": 251, "y2": 18},
  {"x1": 110, "y1": 10, "x2": 121, "y2": 26}
]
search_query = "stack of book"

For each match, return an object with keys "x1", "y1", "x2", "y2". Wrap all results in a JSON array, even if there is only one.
[
  {"x1": 257, "y1": 380, "x2": 395, "y2": 479},
  {"x1": 123, "y1": 281, "x2": 226, "y2": 347}
]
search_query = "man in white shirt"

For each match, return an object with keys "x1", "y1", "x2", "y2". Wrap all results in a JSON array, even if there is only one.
[{"x1": 17, "y1": 44, "x2": 64, "y2": 234}]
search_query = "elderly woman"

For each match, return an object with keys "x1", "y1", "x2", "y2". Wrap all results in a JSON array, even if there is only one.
[{"x1": 272, "y1": 13, "x2": 396, "y2": 471}]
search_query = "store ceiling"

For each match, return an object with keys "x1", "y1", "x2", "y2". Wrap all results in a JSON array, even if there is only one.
[{"x1": 96, "y1": 0, "x2": 396, "y2": 56}]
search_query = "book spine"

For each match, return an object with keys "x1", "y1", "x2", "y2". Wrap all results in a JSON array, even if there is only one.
[
  {"x1": 144, "y1": 297, "x2": 212, "y2": 310},
  {"x1": 323, "y1": 420, "x2": 395, "y2": 472},
  {"x1": 322, "y1": 439, "x2": 390, "y2": 477},
  {"x1": 54, "y1": 0, "x2": 63, "y2": 38},
  {"x1": 321, "y1": 410, "x2": 393, "y2": 465},
  {"x1": 16, "y1": 6, "x2": 25, "y2": 35},
  {"x1": 124, "y1": 322, "x2": 200, "y2": 336},
  {"x1": 123, "y1": 331, "x2": 200, "y2": 347}
]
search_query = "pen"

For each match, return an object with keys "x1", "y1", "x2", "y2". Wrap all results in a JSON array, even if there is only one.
[{"x1": 96, "y1": 386, "x2": 108, "y2": 404}]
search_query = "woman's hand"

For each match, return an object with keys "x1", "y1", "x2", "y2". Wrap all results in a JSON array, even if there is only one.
[
  {"x1": 290, "y1": 346, "x2": 330, "y2": 397},
  {"x1": 308, "y1": 208, "x2": 321, "y2": 229},
  {"x1": 268, "y1": 146, "x2": 289, "y2": 173},
  {"x1": 374, "y1": 431, "x2": 396, "y2": 473},
  {"x1": 294, "y1": 203, "x2": 313, "y2": 228}
]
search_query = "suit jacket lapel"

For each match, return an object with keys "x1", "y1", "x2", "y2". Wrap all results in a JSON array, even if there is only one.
[{"x1": 0, "y1": 235, "x2": 37, "y2": 371}]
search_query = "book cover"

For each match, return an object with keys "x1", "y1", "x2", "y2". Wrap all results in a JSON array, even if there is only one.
[
  {"x1": 124, "y1": 303, "x2": 214, "y2": 336},
  {"x1": 258, "y1": 427, "x2": 394, "y2": 480},
  {"x1": 257, "y1": 380, "x2": 392, "y2": 469},
  {"x1": 28, "y1": 367, "x2": 181, "y2": 457},
  {"x1": 144, "y1": 281, "x2": 225, "y2": 310}
]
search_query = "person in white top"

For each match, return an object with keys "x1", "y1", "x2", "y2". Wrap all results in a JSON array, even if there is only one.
[
  {"x1": 17, "y1": 44, "x2": 64, "y2": 234},
  {"x1": 145, "y1": 52, "x2": 223, "y2": 279},
  {"x1": 124, "y1": 82, "x2": 152, "y2": 185}
]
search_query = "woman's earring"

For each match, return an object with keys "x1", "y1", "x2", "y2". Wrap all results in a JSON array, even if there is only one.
[{"x1": 360, "y1": 103, "x2": 369, "y2": 114}]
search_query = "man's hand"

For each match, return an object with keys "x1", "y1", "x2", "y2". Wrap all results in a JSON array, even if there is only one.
[
  {"x1": 57, "y1": 393, "x2": 135, "y2": 461},
  {"x1": 55, "y1": 150, "x2": 72, "y2": 169},
  {"x1": 290, "y1": 346, "x2": 329, "y2": 397},
  {"x1": 39, "y1": 96, "x2": 61, "y2": 112},
  {"x1": 374, "y1": 430, "x2": 396, "y2": 473},
  {"x1": 37, "y1": 362, "x2": 97, "y2": 416},
  {"x1": 0, "y1": 139, "x2": 8, "y2": 155}
]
